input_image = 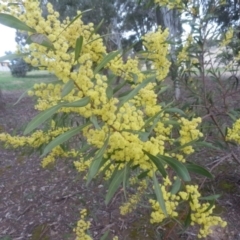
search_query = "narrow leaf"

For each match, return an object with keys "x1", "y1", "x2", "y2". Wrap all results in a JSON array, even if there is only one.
[
  {"x1": 118, "y1": 89, "x2": 132, "y2": 98},
  {"x1": 74, "y1": 36, "x2": 84, "y2": 62},
  {"x1": 141, "y1": 110, "x2": 163, "y2": 129},
  {"x1": 105, "y1": 163, "x2": 121, "y2": 189},
  {"x1": 113, "y1": 80, "x2": 126, "y2": 94},
  {"x1": 153, "y1": 173, "x2": 167, "y2": 216},
  {"x1": 159, "y1": 155, "x2": 191, "y2": 181},
  {"x1": 24, "y1": 104, "x2": 62, "y2": 135},
  {"x1": 94, "y1": 50, "x2": 121, "y2": 74},
  {"x1": 184, "y1": 209, "x2": 191, "y2": 228},
  {"x1": 227, "y1": 112, "x2": 237, "y2": 121},
  {"x1": 164, "y1": 108, "x2": 186, "y2": 116},
  {"x1": 169, "y1": 139, "x2": 198, "y2": 154},
  {"x1": 101, "y1": 161, "x2": 112, "y2": 176},
  {"x1": 131, "y1": 164, "x2": 140, "y2": 171},
  {"x1": 41, "y1": 122, "x2": 90, "y2": 157},
  {"x1": 58, "y1": 9, "x2": 92, "y2": 37},
  {"x1": 158, "y1": 85, "x2": 169, "y2": 94},
  {"x1": 199, "y1": 194, "x2": 221, "y2": 201},
  {"x1": 143, "y1": 151, "x2": 167, "y2": 178},
  {"x1": 137, "y1": 170, "x2": 150, "y2": 179},
  {"x1": 105, "y1": 166, "x2": 125, "y2": 205},
  {"x1": 87, "y1": 136, "x2": 109, "y2": 184},
  {"x1": 87, "y1": 156, "x2": 107, "y2": 185},
  {"x1": 100, "y1": 230, "x2": 110, "y2": 240},
  {"x1": 131, "y1": 72, "x2": 138, "y2": 83},
  {"x1": 194, "y1": 141, "x2": 220, "y2": 150},
  {"x1": 85, "y1": 33, "x2": 112, "y2": 46},
  {"x1": 64, "y1": 97, "x2": 90, "y2": 107},
  {"x1": 78, "y1": 143, "x2": 91, "y2": 153},
  {"x1": 61, "y1": 80, "x2": 74, "y2": 97},
  {"x1": 0, "y1": 53, "x2": 29, "y2": 61},
  {"x1": 14, "y1": 88, "x2": 30, "y2": 105},
  {"x1": 88, "y1": 18, "x2": 104, "y2": 41},
  {"x1": 90, "y1": 115, "x2": 100, "y2": 130},
  {"x1": 186, "y1": 163, "x2": 213, "y2": 179},
  {"x1": 170, "y1": 177, "x2": 182, "y2": 194},
  {"x1": 143, "y1": 111, "x2": 162, "y2": 139},
  {"x1": 118, "y1": 76, "x2": 155, "y2": 108},
  {"x1": 162, "y1": 120, "x2": 180, "y2": 126},
  {"x1": 106, "y1": 86, "x2": 113, "y2": 99},
  {"x1": 0, "y1": 13, "x2": 35, "y2": 32},
  {"x1": 27, "y1": 33, "x2": 54, "y2": 49},
  {"x1": 138, "y1": 132, "x2": 149, "y2": 142},
  {"x1": 203, "y1": 200, "x2": 215, "y2": 213}
]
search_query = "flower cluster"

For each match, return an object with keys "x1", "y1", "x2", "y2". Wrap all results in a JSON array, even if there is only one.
[
  {"x1": 178, "y1": 117, "x2": 203, "y2": 154},
  {"x1": 150, "y1": 177, "x2": 179, "y2": 223},
  {"x1": 120, "y1": 180, "x2": 147, "y2": 215},
  {"x1": 74, "y1": 155, "x2": 93, "y2": 173},
  {"x1": 0, "y1": 124, "x2": 72, "y2": 167},
  {"x1": 133, "y1": 82, "x2": 161, "y2": 116},
  {"x1": 154, "y1": 0, "x2": 184, "y2": 10},
  {"x1": 150, "y1": 179, "x2": 227, "y2": 238},
  {"x1": 108, "y1": 55, "x2": 145, "y2": 83},
  {"x1": 177, "y1": 34, "x2": 198, "y2": 66},
  {"x1": 142, "y1": 27, "x2": 171, "y2": 81},
  {"x1": 226, "y1": 119, "x2": 240, "y2": 144},
  {"x1": 0, "y1": 126, "x2": 69, "y2": 149},
  {"x1": 220, "y1": 28, "x2": 234, "y2": 47},
  {"x1": 177, "y1": 46, "x2": 189, "y2": 63},
  {"x1": 12, "y1": 0, "x2": 106, "y2": 86},
  {"x1": 179, "y1": 185, "x2": 227, "y2": 238},
  {"x1": 74, "y1": 209, "x2": 92, "y2": 240}
]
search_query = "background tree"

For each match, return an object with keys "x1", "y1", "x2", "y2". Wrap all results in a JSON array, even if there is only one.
[
  {"x1": 15, "y1": 0, "x2": 183, "y2": 54},
  {"x1": 120, "y1": 0, "x2": 182, "y2": 51},
  {"x1": 212, "y1": 0, "x2": 240, "y2": 30},
  {"x1": 5, "y1": 51, "x2": 31, "y2": 78},
  {"x1": 41, "y1": 0, "x2": 122, "y2": 51}
]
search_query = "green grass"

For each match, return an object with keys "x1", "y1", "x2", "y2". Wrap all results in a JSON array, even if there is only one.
[{"x1": 0, "y1": 70, "x2": 58, "y2": 91}]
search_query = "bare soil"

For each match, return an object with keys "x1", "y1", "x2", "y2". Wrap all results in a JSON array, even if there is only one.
[{"x1": 0, "y1": 91, "x2": 240, "y2": 240}]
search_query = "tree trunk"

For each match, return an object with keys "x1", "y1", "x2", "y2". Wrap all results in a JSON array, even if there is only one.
[
  {"x1": 156, "y1": 6, "x2": 182, "y2": 100},
  {"x1": 0, "y1": 89, "x2": 5, "y2": 113}
]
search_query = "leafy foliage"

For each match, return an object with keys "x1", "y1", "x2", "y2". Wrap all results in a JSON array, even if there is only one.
[{"x1": 5, "y1": 51, "x2": 31, "y2": 78}]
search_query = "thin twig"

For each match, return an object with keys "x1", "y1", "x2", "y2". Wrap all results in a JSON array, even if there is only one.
[
  {"x1": 231, "y1": 152, "x2": 240, "y2": 164},
  {"x1": 209, "y1": 153, "x2": 231, "y2": 172},
  {"x1": 17, "y1": 204, "x2": 33, "y2": 217},
  {"x1": 108, "y1": 188, "x2": 123, "y2": 207},
  {"x1": 100, "y1": 223, "x2": 115, "y2": 235},
  {"x1": 163, "y1": 207, "x2": 189, "y2": 240},
  {"x1": 54, "y1": 190, "x2": 87, "y2": 202},
  {"x1": 37, "y1": 224, "x2": 50, "y2": 240},
  {"x1": 209, "y1": 112, "x2": 226, "y2": 140},
  {"x1": 200, "y1": 153, "x2": 231, "y2": 189}
]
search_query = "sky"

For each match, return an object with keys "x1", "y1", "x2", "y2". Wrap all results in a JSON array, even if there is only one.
[{"x1": 0, "y1": 25, "x2": 16, "y2": 57}]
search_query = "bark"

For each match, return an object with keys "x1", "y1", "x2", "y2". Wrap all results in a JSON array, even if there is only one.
[
  {"x1": 156, "y1": 6, "x2": 182, "y2": 100},
  {"x1": 0, "y1": 89, "x2": 5, "y2": 112}
]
